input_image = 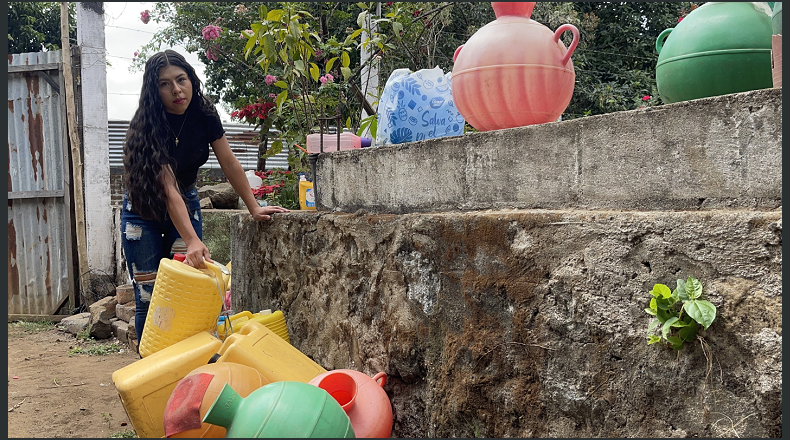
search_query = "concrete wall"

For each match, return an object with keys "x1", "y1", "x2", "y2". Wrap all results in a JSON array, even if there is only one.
[
  {"x1": 316, "y1": 88, "x2": 781, "y2": 213},
  {"x1": 77, "y1": 2, "x2": 114, "y2": 275},
  {"x1": 231, "y1": 88, "x2": 781, "y2": 438}
]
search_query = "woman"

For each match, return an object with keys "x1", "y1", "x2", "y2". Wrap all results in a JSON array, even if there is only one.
[{"x1": 121, "y1": 49, "x2": 289, "y2": 342}]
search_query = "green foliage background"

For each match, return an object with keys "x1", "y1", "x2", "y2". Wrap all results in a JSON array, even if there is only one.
[
  {"x1": 8, "y1": 2, "x2": 77, "y2": 54},
  {"x1": 132, "y1": 2, "x2": 696, "y2": 122}
]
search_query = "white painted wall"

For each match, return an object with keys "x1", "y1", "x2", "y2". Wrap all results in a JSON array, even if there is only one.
[{"x1": 77, "y1": 2, "x2": 114, "y2": 275}]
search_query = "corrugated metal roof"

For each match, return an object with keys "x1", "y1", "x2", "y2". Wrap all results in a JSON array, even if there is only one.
[
  {"x1": 109, "y1": 121, "x2": 291, "y2": 171},
  {"x1": 8, "y1": 50, "x2": 74, "y2": 315}
]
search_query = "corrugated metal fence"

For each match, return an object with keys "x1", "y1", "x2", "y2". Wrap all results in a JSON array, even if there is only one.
[
  {"x1": 8, "y1": 50, "x2": 75, "y2": 317},
  {"x1": 109, "y1": 121, "x2": 291, "y2": 171}
]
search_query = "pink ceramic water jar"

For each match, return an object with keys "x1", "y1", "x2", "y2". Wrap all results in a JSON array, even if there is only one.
[
  {"x1": 452, "y1": 2, "x2": 579, "y2": 131},
  {"x1": 309, "y1": 370, "x2": 393, "y2": 438}
]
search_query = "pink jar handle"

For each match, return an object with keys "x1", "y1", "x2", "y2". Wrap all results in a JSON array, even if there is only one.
[
  {"x1": 453, "y1": 45, "x2": 464, "y2": 63},
  {"x1": 372, "y1": 372, "x2": 387, "y2": 387},
  {"x1": 554, "y1": 24, "x2": 580, "y2": 67}
]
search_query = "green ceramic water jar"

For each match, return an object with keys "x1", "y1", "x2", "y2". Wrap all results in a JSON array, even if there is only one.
[
  {"x1": 655, "y1": 2, "x2": 773, "y2": 103},
  {"x1": 202, "y1": 382, "x2": 355, "y2": 438}
]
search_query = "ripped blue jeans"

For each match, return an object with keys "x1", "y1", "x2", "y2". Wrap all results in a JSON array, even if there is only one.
[{"x1": 120, "y1": 187, "x2": 202, "y2": 341}]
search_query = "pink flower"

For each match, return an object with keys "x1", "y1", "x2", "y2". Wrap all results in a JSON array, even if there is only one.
[
  {"x1": 202, "y1": 24, "x2": 222, "y2": 41},
  {"x1": 133, "y1": 51, "x2": 138, "y2": 57},
  {"x1": 140, "y1": 10, "x2": 150, "y2": 24},
  {"x1": 205, "y1": 47, "x2": 218, "y2": 61},
  {"x1": 239, "y1": 29, "x2": 254, "y2": 39},
  {"x1": 642, "y1": 95, "x2": 651, "y2": 101},
  {"x1": 678, "y1": 16, "x2": 684, "y2": 22},
  {"x1": 265, "y1": 75, "x2": 277, "y2": 86},
  {"x1": 268, "y1": 93, "x2": 277, "y2": 99},
  {"x1": 234, "y1": 4, "x2": 248, "y2": 15},
  {"x1": 320, "y1": 74, "x2": 334, "y2": 85}
]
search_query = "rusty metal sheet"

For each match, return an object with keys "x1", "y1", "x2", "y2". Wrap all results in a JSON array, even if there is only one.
[{"x1": 8, "y1": 50, "x2": 74, "y2": 315}]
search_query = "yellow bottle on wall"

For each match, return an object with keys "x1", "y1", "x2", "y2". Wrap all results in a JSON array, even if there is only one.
[
  {"x1": 214, "y1": 320, "x2": 325, "y2": 383},
  {"x1": 112, "y1": 331, "x2": 222, "y2": 439},
  {"x1": 299, "y1": 174, "x2": 316, "y2": 210},
  {"x1": 138, "y1": 256, "x2": 227, "y2": 358}
]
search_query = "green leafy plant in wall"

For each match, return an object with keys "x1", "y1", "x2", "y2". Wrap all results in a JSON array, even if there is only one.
[{"x1": 644, "y1": 276, "x2": 716, "y2": 350}]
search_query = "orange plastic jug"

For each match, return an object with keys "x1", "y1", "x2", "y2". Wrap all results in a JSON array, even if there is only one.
[
  {"x1": 111, "y1": 331, "x2": 222, "y2": 439},
  {"x1": 139, "y1": 256, "x2": 227, "y2": 358},
  {"x1": 164, "y1": 362, "x2": 269, "y2": 438},
  {"x1": 309, "y1": 370, "x2": 393, "y2": 438},
  {"x1": 452, "y1": 2, "x2": 580, "y2": 130},
  {"x1": 213, "y1": 320, "x2": 326, "y2": 383}
]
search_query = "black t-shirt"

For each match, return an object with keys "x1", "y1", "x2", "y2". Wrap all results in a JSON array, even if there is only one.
[{"x1": 164, "y1": 103, "x2": 225, "y2": 190}]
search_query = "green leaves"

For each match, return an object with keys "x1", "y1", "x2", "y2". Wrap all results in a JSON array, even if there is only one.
[
  {"x1": 266, "y1": 9, "x2": 286, "y2": 23},
  {"x1": 650, "y1": 283, "x2": 671, "y2": 299},
  {"x1": 309, "y1": 63, "x2": 320, "y2": 82},
  {"x1": 644, "y1": 276, "x2": 716, "y2": 350},
  {"x1": 684, "y1": 300, "x2": 716, "y2": 329},
  {"x1": 686, "y1": 277, "x2": 703, "y2": 300},
  {"x1": 325, "y1": 57, "x2": 338, "y2": 74},
  {"x1": 341, "y1": 67, "x2": 352, "y2": 81},
  {"x1": 357, "y1": 114, "x2": 377, "y2": 138}
]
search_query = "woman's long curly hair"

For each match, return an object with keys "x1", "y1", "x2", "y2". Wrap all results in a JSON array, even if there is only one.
[{"x1": 123, "y1": 49, "x2": 214, "y2": 221}]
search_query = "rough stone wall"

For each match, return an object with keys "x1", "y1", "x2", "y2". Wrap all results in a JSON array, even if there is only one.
[{"x1": 231, "y1": 209, "x2": 782, "y2": 438}]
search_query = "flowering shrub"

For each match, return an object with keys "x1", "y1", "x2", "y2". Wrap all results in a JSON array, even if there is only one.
[
  {"x1": 140, "y1": 10, "x2": 150, "y2": 24},
  {"x1": 250, "y1": 170, "x2": 299, "y2": 209},
  {"x1": 202, "y1": 24, "x2": 222, "y2": 41},
  {"x1": 233, "y1": 4, "x2": 248, "y2": 15},
  {"x1": 319, "y1": 73, "x2": 334, "y2": 85},
  {"x1": 231, "y1": 99, "x2": 275, "y2": 126},
  {"x1": 205, "y1": 46, "x2": 219, "y2": 61}
]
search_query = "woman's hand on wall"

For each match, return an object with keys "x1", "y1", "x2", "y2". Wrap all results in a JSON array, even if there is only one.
[{"x1": 250, "y1": 204, "x2": 290, "y2": 221}]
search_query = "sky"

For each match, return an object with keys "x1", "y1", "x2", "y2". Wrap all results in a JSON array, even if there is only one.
[{"x1": 103, "y1": 2, "x2": 233, "y2": 122}]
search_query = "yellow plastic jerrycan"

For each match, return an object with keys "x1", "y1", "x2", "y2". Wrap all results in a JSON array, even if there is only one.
[
  {"x1": 111, "y1": 331, "x2": 222, "y2": 439},
  {"x1": 224, "y1": 260, "x2": 232, "y2": 289},
  {"x1": 217, "y1": 310, "x2": 290, "y2": 343},
  {"x1": 213, "y1": 320, "x2": 325, "y2": 383},
  {"x1": 139, "y1": 255, "x2": 228, "y2": 358}
]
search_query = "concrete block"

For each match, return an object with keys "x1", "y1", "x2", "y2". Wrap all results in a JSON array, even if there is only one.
[
  {"x1": 112, "y1": 320, "x2": 129, "y2": 343},
  {"x1": 116, "y1": 284, "x2": 134, "y2": 305},
  {"x1": 115, "y1": 302, "x2": 136, "y2": 323}
]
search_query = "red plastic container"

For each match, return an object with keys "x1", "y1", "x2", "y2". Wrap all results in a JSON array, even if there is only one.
[
  {"x1": 309, "y1": 370, "x2": 393, "y2": 438},
  {"x1": 451, "y1": 2, "x2": 579, "y2": 131}
]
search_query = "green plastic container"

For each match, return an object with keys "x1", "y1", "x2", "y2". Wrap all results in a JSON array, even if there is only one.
[
  {"x1": 202, "y1": 381, "x2": 356, "y2": 438},
  {"x1": 655, "y1": 2, "x2": 774, "y2": 103}
]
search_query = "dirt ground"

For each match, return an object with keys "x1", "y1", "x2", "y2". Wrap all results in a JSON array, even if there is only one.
[{"x1": 8, "y1": 321, "x2": 141, "y2": 438}]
